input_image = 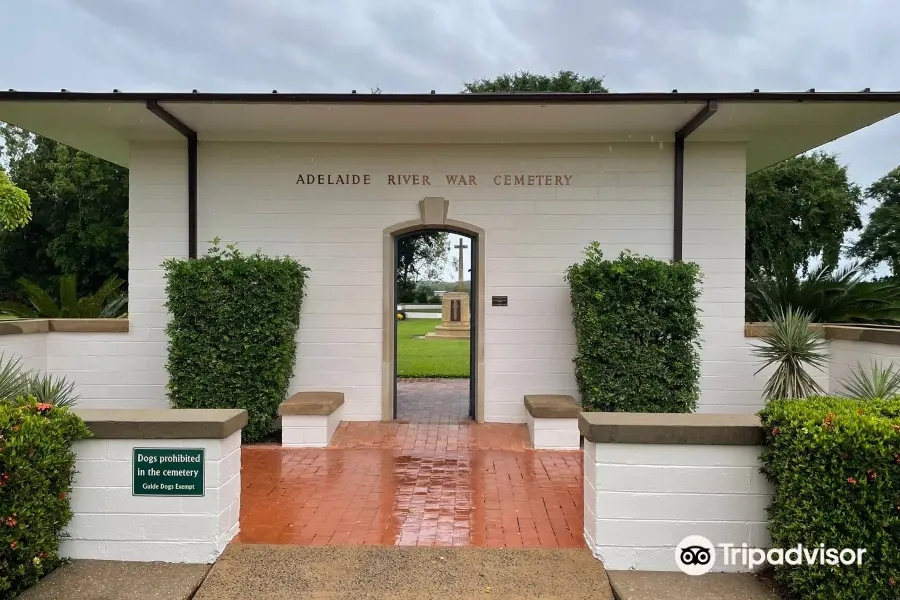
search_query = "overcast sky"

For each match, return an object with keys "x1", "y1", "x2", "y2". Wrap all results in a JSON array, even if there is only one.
[{"x1": 4, "y1": 0, "x2": 899, "y2": 278}]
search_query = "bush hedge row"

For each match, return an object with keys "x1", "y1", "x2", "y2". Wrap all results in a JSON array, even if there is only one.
[
  {"x1": 163, "y1": 241, "x2": 309, "y2": 443},
  {"x1": 565, "y1": 245, "x2": 702, "y2": 412},
  {"x1": 760, "y1": 397, "x2": 900, "y2": 599},
  {"x1": 0, "y1": 397, "x2": 90, "y2": 597}
]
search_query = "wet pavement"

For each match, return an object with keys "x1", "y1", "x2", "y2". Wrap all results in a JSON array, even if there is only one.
[
  {"x1": 239, "y1": 422, "x2": 584, "y2": 548},
  {"x1": 396, "y1": 378, "x2": 471, "y2": 423}
]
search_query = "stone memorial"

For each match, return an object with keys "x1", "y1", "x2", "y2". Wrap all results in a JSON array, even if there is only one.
[{"x1": 426, "y1": 239, "x2": 471, "y2": 340}]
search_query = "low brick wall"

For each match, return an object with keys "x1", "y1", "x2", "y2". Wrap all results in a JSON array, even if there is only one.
[
  {"x1": 746, "y1": 323, "x2": 900, "y2": 396},
  {"x1": 62, "y1": 409, "x2": 246, "y2": 563},
  {"x1": 580, "y1": 412, "x2": 772, "y2": 572}
]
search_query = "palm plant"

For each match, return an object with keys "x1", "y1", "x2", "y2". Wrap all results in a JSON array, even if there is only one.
[
  {"x1": 746, "y1": 261, "x2": 900, "y2": 324},
  {"x1": 0, "y1": 353, "x2": 79, "y2": 406},
  {"x1": 0, "y1": 274, "x2": 127, "y2": 318},
  {"x1": 752, "y1": 307, "x2": 828, "y2": 400},
  {"x1": 836, "y1": 360, "x2": 900, "y2": 401},
  {"x1": 0, "y1": 354, "x2": 29, "y2": 400}
]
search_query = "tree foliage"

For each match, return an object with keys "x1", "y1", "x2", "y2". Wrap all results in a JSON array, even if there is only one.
[
  {"x1": 746, "y1": 152, "x2": 863, "y2": 277},
  {"x1": 746, "y1": 261, "x2": 900, "y2": 324},
  {"x1": 0, "y1": 126, "x2": 128, "y2": 301},
  {"x1": 0, "y1": 274, "x2": 127, "y2": 318},
  {"x1": 0, "y1": 169, "x2": 31, "y2": 231},
  {"x1": 463, "y1": 70, "x2": 608, "y2": 93},
  {"x1": 396, "y1": 232, "x2": 449, "y2": 303},
  {"x1": 851, "y1": 166, "x2": 900, "y2": 277}
]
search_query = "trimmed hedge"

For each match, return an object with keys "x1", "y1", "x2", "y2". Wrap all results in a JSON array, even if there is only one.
[
  {"x1": 565, "y1": 245, "x2": 702, "y2": 413},
  {"x1": 163, "y1": 241, "x2": 309, "y2": 442},
  {"x1": 0, "y1": 397, "x2": 91, "y2": 597},
  {"x1": 760, "y1": 398, "x2": 900, "y2": 599}
]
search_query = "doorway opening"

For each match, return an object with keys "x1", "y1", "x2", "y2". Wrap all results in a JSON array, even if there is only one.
[{"x1": 393, "y1": 230, "x2": 476, "y2": 423}]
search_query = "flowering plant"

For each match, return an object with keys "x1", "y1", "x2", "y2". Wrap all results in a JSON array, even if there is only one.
[{"x1": 0, "y1": 396, "x2": 90, "y2": 596}]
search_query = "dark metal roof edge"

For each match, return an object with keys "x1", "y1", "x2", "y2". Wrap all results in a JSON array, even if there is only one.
[{"x1": 2, "y1": 90, "x2": 900, "y2": 104}]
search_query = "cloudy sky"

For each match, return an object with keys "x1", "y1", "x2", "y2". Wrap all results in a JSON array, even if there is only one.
[{"x1": 4, "y1": 0, "x2": 899, "y2": 278}]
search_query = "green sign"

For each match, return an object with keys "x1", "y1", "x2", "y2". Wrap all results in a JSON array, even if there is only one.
[{"x1": 132, "y1": 448, "x2": 205, "y2": 497}]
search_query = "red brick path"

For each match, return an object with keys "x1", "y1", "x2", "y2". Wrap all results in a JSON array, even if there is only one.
[{"x1": 238, "y1": 422, "x2": 585, "y2": 548}]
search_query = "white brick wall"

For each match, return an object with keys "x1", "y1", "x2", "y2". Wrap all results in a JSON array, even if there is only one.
[
  {"x1": 125, "y1": 140, "x2": 754, "y2": 422},
  {"x1": 526, "y1": 413, "x2": 581, "y2": 450},
  {"x1": 828, "y1": 339, "x2": 900, "y2": 394},
  {"x1": 584, "y1": 441, "x2": 772, "y2": 572},
  {"x1": 0, "y1": 331, "x2": 46, "y2": 373},
  {"x1": 281, "y1": 406, "x2": 343, "y2": 447},
  {"x1": 62, "y1": 432, "x2": 241, "y2": 563}
]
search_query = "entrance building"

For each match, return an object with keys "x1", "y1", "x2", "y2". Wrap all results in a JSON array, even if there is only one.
[{"x1": 1, "y1": 91, "x2": 898, "y2": 422}]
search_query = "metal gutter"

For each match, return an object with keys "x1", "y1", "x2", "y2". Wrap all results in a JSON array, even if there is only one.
[
  {"x1": 673, "y1": 101, "x2": 718, "y2": 262},
  {"x1": 2, "y1": 90, "x2": 900, "y2": 104},
  {"x1": 146, "y1": 100, "x2": 198, "y2": 259}
]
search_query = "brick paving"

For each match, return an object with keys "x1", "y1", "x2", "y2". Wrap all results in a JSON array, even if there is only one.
[
  {"x1": 239, "y1": 422, "x2": 585, "y2": 548},
  {"x1": 396, "y1": 378, "x2": 471, "y2": 423}
]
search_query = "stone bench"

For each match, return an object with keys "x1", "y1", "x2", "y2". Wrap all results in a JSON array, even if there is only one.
[
  {"x1": 278, "y1": 391, "x2": 344, "y2": 447},
  {"x1": 524, "y1": 394, "x2": 582, "y2": 450}
]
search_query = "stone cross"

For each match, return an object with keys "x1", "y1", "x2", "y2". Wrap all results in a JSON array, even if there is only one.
[{"x1": 454, "y1": 240, "x2": 468, "y2": 291}]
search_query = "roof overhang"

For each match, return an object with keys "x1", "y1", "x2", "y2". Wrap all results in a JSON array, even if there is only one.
[{"x1": 0, "y1": 91, "x2": 898, "y2": 172}]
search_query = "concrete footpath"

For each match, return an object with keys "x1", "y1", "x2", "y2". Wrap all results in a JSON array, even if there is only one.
[
  {"x1": 193, "y1": 543, "x2": 615, "y2": 599},
  {"x1": 607, "y1": 570, "x2": 781, "y2": 600},
  {"x1": 19, "y1": 560, "x2": 211, "y2": 600}
]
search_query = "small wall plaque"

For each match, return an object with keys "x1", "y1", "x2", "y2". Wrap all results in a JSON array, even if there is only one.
[{"x1": 492, "y1": 296, "x2": 508, "y2": 307}]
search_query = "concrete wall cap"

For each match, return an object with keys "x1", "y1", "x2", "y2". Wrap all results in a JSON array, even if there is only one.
[
  {"x1": 524, "y1": 394, "x2": 580, "y2": 418},
  {"x1": 0, "y1": 318, "x2": 128, "y2": 335},
  {"x1": 745, "y1": 322, "x2": 900, "y2": 347},
  {"x1": 579, "y1": 412, "x2": 765, "y2": 445},
  {"x1": 72, "y1": 408, "x2": 248, "y2": 439},
  {"x1": 278, "y1": 391, "x2": 345, "y2": 416}
]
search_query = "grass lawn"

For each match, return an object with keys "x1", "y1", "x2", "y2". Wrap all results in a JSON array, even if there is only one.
[{"x1": 397, "y1": 318, "x2": 470, "y2": 378}]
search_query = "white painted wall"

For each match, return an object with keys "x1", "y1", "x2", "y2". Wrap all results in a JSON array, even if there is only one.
[
  {"x1": 0, "y1": 331, "x2": 46, "y2": 373},
  {"x1": 128, "y1": 140, "x2": 750, "y2": 422},
  {"x1": 62, "y1": 432, "x2": 241, "y2": 563},
  {"x1": 828, "y1": 339, "x2": 900, "y2": 394},
  {"x1": 584, "y1": 441, "x2": 772, "y2": 572}
]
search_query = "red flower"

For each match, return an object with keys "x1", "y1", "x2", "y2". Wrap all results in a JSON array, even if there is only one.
[
  {"x1": 39, "y1": 552, "x2": 46, "y2": 559},
  {"x1": 35, "y1": 403, "x2": 52, "y2": 413},
  {"x1": 823, "y1": 413, "x2": 835, "y2": 429},
  {"x1": 5, "y1": 517, "x2": 16, "y2": 527},
  {"x1": 59, "y1": 492, "x2": 67, "y2": 500},
  {"x1": 891, "y1": 577, "x2": 896, "y2": 586},
  {"x1": 12, "y1": 426, "x2": 19, "y2": 432},
  {"x1": 771, "y1": 427, "x2": 781, "y2": 436},
  {"x1": 848, "y1": 477, "x2": 857, "y2": 484},
  {"x1": 868, "y1": 469, "x2": 878, "y2": 480},
  {"x1": 9, "y1": 541, "x2": 16, "y2": 549},
  {"x1": 857, "y1": 408, "x2": 865, "y2": 415}
]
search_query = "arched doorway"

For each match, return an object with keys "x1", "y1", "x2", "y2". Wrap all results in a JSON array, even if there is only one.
[{"x1": 382, "y1": 197, "x2": 485, "y2": 422}]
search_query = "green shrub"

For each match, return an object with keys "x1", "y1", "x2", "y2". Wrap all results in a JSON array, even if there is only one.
[
  {"x1": 163, "y1": 241, "x2": 309, "y2": 442},
  {"x1": 0, "y1": 396, "x2": 91, "y2": 597},
  {"x1": 759, "y1": 397, "x2": 900, "y2": 599},
  {"x1": 565, "y1": 245, "x2": 702, "y2": 412}
]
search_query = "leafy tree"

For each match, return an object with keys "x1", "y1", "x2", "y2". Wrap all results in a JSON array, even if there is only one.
[
  {"x1": 396, "y1": 233, "x2": 449, "y2": 303},
  {"x1": 0, "y1": 169, "x2": 30, "y2": 230},
  {"x1": 0, "y1": 274, "x2": 127, "y2": 318},
  {"x1": 463, "y1": 70, "x2": 608, "y2": 93},
  {"x1": 0, "y1": 126, "x2": 128, "y2": 300},
  {"x1": 850, "y1": 166, "x2": 900, "y2": 277},
  {"x1": 746, "y1": 261, "x2": 900, "y2": 324},
  {"x1": 746, "y1": 152, "x2": 863, "y2": 277}
]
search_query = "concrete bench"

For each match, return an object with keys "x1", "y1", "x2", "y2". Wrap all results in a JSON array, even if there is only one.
[
  {"x1": 524, "y1": 394, "x2": 582, "y2": 450},
  {"x1": 278, "y1": 391, "x2": 344, "y2": 447}
]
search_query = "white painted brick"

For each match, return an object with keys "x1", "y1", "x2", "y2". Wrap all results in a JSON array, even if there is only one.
[
  {"x1": 65, "y1": 433, "x2": 241, "y2": 563},
  {"x1": 583, "y1": 438, "x2": 773, "y2": 573}
]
